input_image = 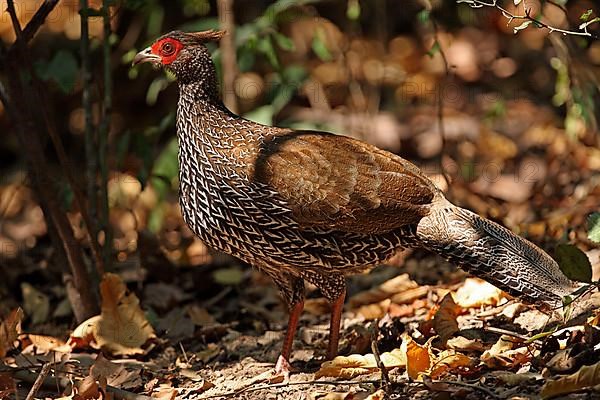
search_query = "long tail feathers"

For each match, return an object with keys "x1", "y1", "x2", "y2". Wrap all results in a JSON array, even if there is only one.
[{"x1": 415, "y1": 201, "x2": 580, "y2": 305}]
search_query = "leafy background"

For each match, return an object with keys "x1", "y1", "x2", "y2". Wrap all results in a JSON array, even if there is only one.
[{"x1": 0, "y1": 0, "x2": 599, "y2": 399}]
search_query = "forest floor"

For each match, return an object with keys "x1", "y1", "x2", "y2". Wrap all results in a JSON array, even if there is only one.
[{"x1": 1, "y1": 98, "x2": 600, "y2": 399}]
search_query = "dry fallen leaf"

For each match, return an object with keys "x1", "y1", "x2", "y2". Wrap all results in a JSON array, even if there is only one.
[
  {"x1": 319, "y1": 392, "x2": 353, "y2": 400},
  {"x1": 481, "y1": 335, "x2": 534, "y2": 368},
  {"x1": 356, "y1": 299, "x2": 391, "y2": 320},
  {"x1": 19, "y1": 334, "x2": 71, "y2": 354},
  {"x1": 315, "y1": 348, "x2": 406, "y2": 378},
  {"x1": 91, "y1": 354, "x2": 142, "y2": 390},
  {"x1": 433, "y1": 293, "x2": 461, "y2": 342},
  {"x1": 404, "y1": 335, "x2": 431, "y2": 380},
  {"x1": 152, "y1": 384, "x2": 177, "y2": 400},
  {"x1": 541, "y1": 361, "x2": 600, "y2": 399},
  {"x1": 362, "y1": 389, "x2": 387, "y2": 400},
  {"x1": 349, "y1": 274, "x2": 417, "y2": 307},
  {"x1": 446, "y1": 336, "x2": 486, "y2": 352},
  {"x1": 0, "y1": 308, "x2": 23, "y2": 358},
  {"x1": 69, "y1": 273, "x2": 155, "y2": 355},
  {"x1": 429, "y1": 351, "x2": 474, "y2": 379},
  {"x1": 455, "y1": 278, "x2": 504, "y2": 308},
  {"x1": 304, "y1": 298, "x2": 331, "y2": 316},
  {"x1": 491, "y1": 371, "x2": 540, "y2": 386},
  {"x1": 75, "y1": 374, "x2": 101, "y2": 400}
]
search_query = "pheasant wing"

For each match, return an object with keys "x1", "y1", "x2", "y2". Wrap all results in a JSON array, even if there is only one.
[{"x1": 253, "y1": 131, "x2": 438, "y2": 234}]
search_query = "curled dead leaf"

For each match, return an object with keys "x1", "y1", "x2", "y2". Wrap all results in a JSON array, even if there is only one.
[
  {"x1": 455, "y1": 278, "x2": 504, "y2": 308},
  {"x1": 446, "y1": 336, "x2": 486, "y2": 352},
  {"x1": 0, "y1": 308, "x2": 23, "y2": 358},
  {"x1": 541, "y1": 361, "x2": 600, "y2": 399},
  {"x1": 19, "y1": 333, "x2": 71, "y2": 354},
  {"x1": 68, "y1": 273, "x2": 156, "y2": 356},
  {"x1": 404, "y1": 334, "x2": 431, "y2": 380},
  {"x1": 315, "y1": 349, "x2": 406, "y2": 378},
  {"x1": 429, "y1": 351, "x2": 474, "y2": 379},
  {"x1": 349, "y1": 274, "x2": 417, "y2": 308},
  {"x1": 481, "y1": 335, "x2": 534, "y2": 368},
  {"x1": 433, "y1": 293, "x2": 461, "y2": 342}
]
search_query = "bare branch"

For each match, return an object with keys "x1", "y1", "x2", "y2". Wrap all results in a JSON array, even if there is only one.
[
  {"x1": 20, "y1": 0, "x2": 61, "y2": 44},
  {"x1": 457, "y1": 0, "x2": 599, "y2": 39}
]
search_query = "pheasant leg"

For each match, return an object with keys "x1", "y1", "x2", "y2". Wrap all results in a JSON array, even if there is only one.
[
  {"x1": 275, "y1": 300, "x2": 304, "y2": 374},
  {"x1": 327, "y1": 289, "x2": 346, "y2": 360}
]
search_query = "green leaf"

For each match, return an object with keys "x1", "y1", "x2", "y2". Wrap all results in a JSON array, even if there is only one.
[
  {"x1": 34, "y1": 50, "x2": 78, "y2": 93},
  {"x1": 272, "y1": 32, "x2": 295, "y2": 51},
  {"x1": 587, "y1": 212, "x2": 600, "y2": 243},
  {"x1": 579, "y1": 16, "x2": 600, "y2": 30},
  {"x1": 256, "y1": 36, "x2": 280, "y2": 68},
  {"x1": 580, "y1": 9, "x2": 593, "y2": 22},
  {"x1": 427, "y1": 40, "x2": 440, "y2": 58},
  {"x1": 347, "y1": 0, "x2": 361, "y2": 21},
  {"x1": 311, "y1": 30, "x2": 332, "y2": 62},
  {"x1": 513, "y1": 20, "x2": 532, "y2": 34},
  {"x1": 243, "y1": 105, "x2": 273, "y2": 125},
  {"x1": 150, "y1": 137, "x2": 179, "y2": 200},
  {"x1": 417, "y1": 9, "x2": 430, "y2": 24},
  {"x1": 555, "y1": 244, "x2": 592, "y2": 283},
  {"x1": 213, "y1": 267, "x2": 244, "y2": 286}
]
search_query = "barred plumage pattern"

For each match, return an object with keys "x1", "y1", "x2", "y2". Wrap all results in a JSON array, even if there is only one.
[{"x1": 156, "y1": 30, "x2": 578, "y2": 312}]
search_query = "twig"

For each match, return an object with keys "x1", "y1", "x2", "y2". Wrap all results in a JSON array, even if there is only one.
[
  {"x1": 198, "y1": 379, "x2": 382, "y2": 399},
  {"x1": 80, "y1": 0, "x2": 100, "y2": 270},
  {"x1": 24, "y1": 362, "x2": 52, "y2": 400},
  {"x1": 458, "y1": 0, "x2": 599, "y2": 39},
  {"x1": 20, "y1": 0, "x2": 61, "y2": 44},
  {"x1": 99, "y1": 0, "x2": 113, "y2": 273},
  {"x1": 483, "y1": 326, "x2": 543, "y2": 344},
  {"x1": 419, "y1": 378, "x2": 500, "y2": 399},
  {"x1": 371, "y1": 320, "x2": 390, "y2": 396},
  {"x1": 217, "y1": 0, "x2": 238, "y2": 113},
  {"x1": 9, "y1": 364, "x2": 153, "y2": 400}
]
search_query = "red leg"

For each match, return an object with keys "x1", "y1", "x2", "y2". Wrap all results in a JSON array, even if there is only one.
[
  {"x1": 275, "y1": 300, "x2": 304, "y2": 373},
  {"x1": 327, "y1": 289, "x2": 346, "y2": 360}
]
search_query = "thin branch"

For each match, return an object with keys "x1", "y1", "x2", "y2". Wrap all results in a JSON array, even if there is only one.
[
  {"x1": 9, "y1": 364, "x2": 153, "y2": 400},
  {"x1": 419, "y1": 378, "x2": 500, "y2": 399},
  {"x1": 20, "y1": 0, "x2": 61, "y2": 44},
  {"x1": 24, "y1": 362, "x2": 52, "y2": 400},
  {"x1": 6, "y1": 0, "x2": 24, "y2": 38},
  {"x1": 80, "y1": 0, "x2": 99, "y2": 266},
  {"x1": 199, "y1": 379, "x2": 383, "y2": 399},
  {"x1": 98, "y1": 0, "x2": 113, "y2": 273},
  {"x1": 458, "y1": 0, "x2": 599, "y2": 39},
  {"x1": 371, "y1": 320, "x2": 391, "y2": 396}
]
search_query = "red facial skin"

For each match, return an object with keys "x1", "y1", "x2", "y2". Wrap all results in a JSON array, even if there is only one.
[{"x1": 151, "y1": 38, "x2": 184, "y2": 65}]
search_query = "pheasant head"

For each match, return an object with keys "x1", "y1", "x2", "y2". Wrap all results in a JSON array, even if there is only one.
[{"x1": 133, "y1": 30, "x2": 225, "y2": 89}]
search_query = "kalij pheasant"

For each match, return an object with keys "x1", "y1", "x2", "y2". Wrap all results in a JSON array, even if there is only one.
[{"x1": 133, "y1": 30, "x2": 579, "y2": 372}]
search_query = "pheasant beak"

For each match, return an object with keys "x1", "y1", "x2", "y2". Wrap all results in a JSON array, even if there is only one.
[{"x1": 132, "y1": 46, "x2": 161, "y2": 66}]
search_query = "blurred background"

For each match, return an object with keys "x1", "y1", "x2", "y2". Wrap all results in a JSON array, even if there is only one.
[{"x1": 0, "y1": 0, "x2": 599, "y2": 334}]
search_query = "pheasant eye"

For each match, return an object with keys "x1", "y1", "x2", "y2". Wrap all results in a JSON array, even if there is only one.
[{"x1": 161, "y1": 42, "x2": 175, "y2": 56}]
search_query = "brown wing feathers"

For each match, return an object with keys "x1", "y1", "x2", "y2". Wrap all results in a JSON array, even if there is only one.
[{"x1": 253, "y1": 131, "x2": 437, "y2": 234}]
